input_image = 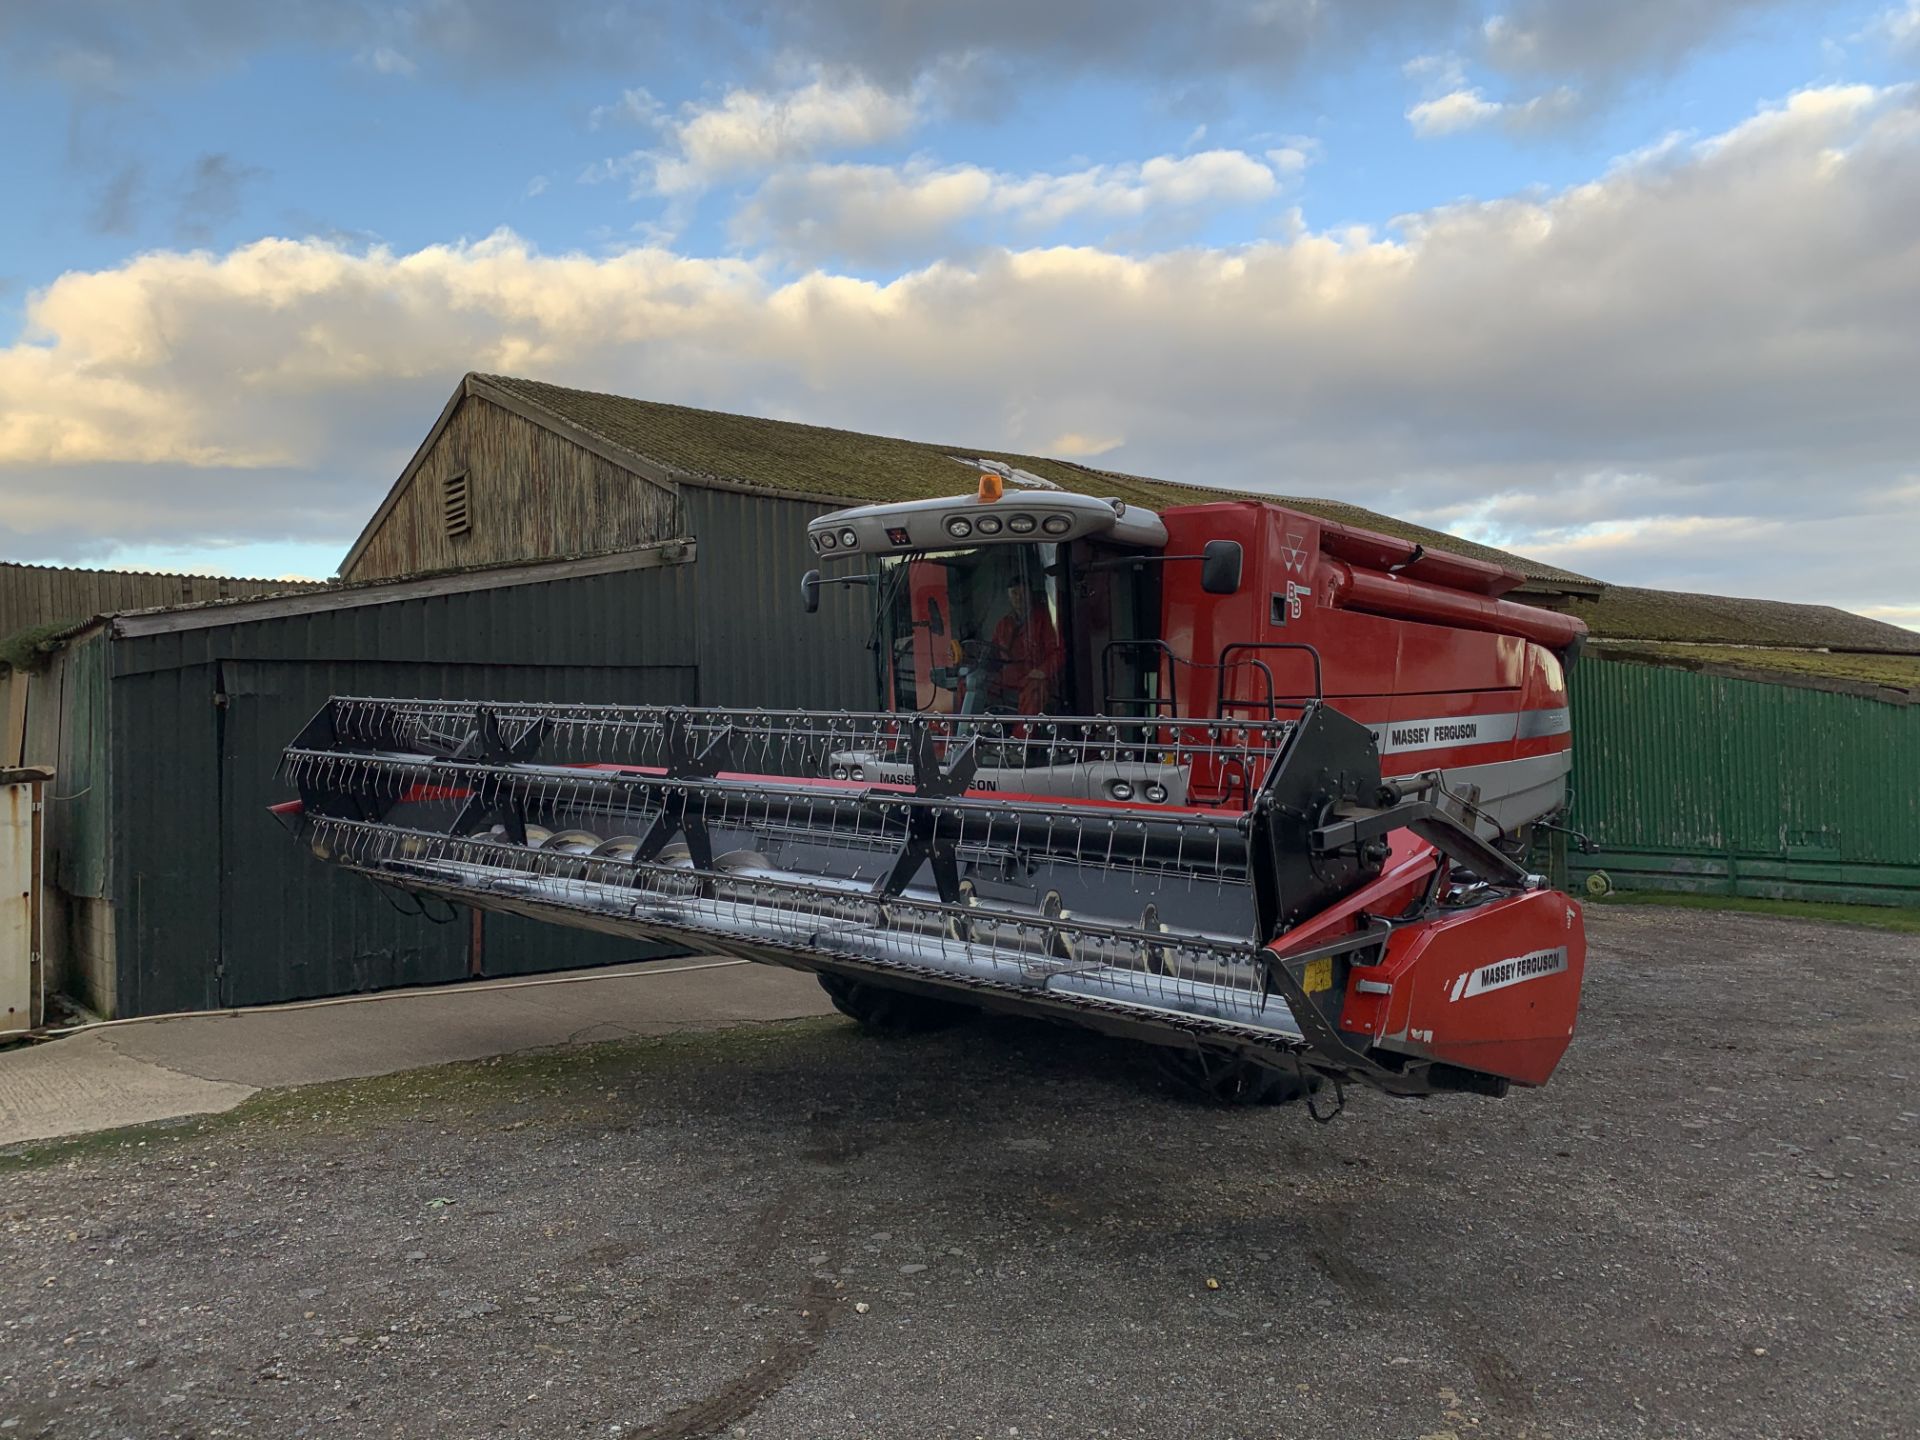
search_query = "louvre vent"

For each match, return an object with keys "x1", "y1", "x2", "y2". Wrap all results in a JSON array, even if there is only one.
[{"x1": 443, "y1": 470, "x2": 472, "y2": 538}]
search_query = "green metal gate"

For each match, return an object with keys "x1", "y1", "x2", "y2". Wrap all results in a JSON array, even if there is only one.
[{"x1": 1566, "y1": 656, "x2": 1920, "y2": 907}]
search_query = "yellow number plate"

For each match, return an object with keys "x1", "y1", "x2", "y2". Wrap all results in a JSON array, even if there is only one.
[{"x1": 1302, "y1": 957, "x2": 1333, "y2": 994}]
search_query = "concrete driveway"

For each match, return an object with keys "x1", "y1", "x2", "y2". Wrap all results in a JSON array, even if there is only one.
[{"x1": 0, "y1": 958, "x2": 835, "y2": 1145}]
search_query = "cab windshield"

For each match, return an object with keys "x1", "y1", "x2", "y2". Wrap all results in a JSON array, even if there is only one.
[{"x1": 876, "y1": 544, "x2": 1065, "y2": 714}]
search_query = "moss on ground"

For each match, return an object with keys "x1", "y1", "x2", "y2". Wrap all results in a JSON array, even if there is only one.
[{"x1": 0, "y1": 1015, "x2": 847, "y2": 1174}]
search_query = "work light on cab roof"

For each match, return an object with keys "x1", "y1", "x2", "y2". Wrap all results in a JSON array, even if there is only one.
[{"x1": 277, "y1": 475, "x2": 1591, "y2": 1116}]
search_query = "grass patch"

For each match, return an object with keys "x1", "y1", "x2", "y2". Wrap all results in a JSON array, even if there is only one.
[{"x1": 1595, "y1": 890, "x2": 1920, "y2": 934}]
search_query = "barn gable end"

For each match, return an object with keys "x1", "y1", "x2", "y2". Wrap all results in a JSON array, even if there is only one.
[{"x1": 343, "y1": 382, "x2": 681, "y2": 582}]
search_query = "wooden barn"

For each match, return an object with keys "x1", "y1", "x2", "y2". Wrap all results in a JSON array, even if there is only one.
[{"x1": 338, "y1": 372, "x2": 1601, "y2": 595}]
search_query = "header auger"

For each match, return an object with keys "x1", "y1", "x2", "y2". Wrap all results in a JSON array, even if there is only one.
[{"x1": 279, "y1": 479, "x2": 1589, "y2": 1111}]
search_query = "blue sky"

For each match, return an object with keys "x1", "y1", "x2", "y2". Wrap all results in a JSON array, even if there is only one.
[
  {"x1": 6, "y1": 1, "x2": 1894, "y2": 286},
  {"x1": 1, "y1": 1, "x2": 1917, "y2": 626}
]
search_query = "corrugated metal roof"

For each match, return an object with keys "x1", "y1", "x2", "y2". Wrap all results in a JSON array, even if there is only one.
[
  {"x1": 470, "y1": 373, "x2": 1601, "y2": 591},
  {"x1": 0, "y1": 559, "x2": 320, "y2": 586},
  {"x1": 107, "y1": 542, "x2": 694, "y2": 637},
  {"x1": 1579, "y1": 586, "x2": 1920, "y2": 654},
  {"x1": 1, "y1": 559, "x2": 323, "y2": 647},
  {"x1": 6, "y1": 546, "x2": 696, "y2": 666}
]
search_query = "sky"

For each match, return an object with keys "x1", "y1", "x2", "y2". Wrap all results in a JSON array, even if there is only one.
[{"x1": 1, "y1": 1, "x2": 1917, "y2": 629}]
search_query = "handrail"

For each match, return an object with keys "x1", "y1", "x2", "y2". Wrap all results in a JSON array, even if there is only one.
[
  {"x1": 1216, "y1": 643, "x2": 1325, "y2": 721},
  {"x1": 1102, "y1": 640, "x2": 1326, "y2": 724},
  {"x1": 1100, "y1": 639, "x2": 1182, "y2": 718}
]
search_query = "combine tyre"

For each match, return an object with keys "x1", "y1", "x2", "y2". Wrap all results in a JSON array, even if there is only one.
[{"x1": 816, "y1": 973, "x2": 973, "y2": 1035}]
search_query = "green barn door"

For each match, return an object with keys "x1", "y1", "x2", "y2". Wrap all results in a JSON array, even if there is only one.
[{"x1": 217, "y1": 659, "x2": 470, "y2": 1007}]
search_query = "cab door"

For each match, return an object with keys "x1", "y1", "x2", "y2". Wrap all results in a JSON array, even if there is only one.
[{"x1": 903, "y1": 562, "x2": 957, "y2": 712}]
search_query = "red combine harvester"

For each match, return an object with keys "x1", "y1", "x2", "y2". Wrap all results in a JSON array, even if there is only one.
[{"x1": 279, "y1": 476, "x2": 1588, "y2": 1111}]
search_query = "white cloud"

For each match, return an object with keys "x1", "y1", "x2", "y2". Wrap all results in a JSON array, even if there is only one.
[
  {"x1": 587, "y1": 87, "x2": 660, "y2": 131},
  {"x1": 731, "y1": 163, "x2": 992, "y2": 266},
  {"x1": 5, "y1": 85, "x2": 1920, "y2": 616},
  {"x1": 360, "y1": 45, "x2": 415, "y2": 77},
  {"x1": 1046, "y1": 432, "x2": 1125, "y2": 458},
  {"x1": 1407, "y1": 84, "x2": 1580, "y2": 137},
  {"x1": 1001, "y1": 149, "x2": 1282, "y2": 224},
  {"x1": 1402, "y1": 52, "x2": 1468, "y2": 90},
  {"x1": 1869, "y1": 1, "x2": 1920, "y2": 55},
  {"x1": 599, "y1": 72, "x2": 921, "y2": 197},
  {"x1": 1684, "y1": 83, "x2": 1888, "y2": 168},
  {"x1": 1407, "y1": 87, "x2": 1504, "y2": 135},
  {"x1": 1402, "y1": 42, "x2": 1583, "y2": 139},
  {"x1": 732, "y1": 149, "x2": 1292, "y2": 264},
  {"x1": 671, "y1": 76, "x2": 916, "y2": 179}
]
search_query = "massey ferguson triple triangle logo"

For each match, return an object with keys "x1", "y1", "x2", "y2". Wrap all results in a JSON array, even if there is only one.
[{"x1": 1281, "y1": 532, "x2": 1310, "y2": 573}]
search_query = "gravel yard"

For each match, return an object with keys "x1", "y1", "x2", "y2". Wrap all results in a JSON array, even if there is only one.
[{"x1": 3, "y1": 905, "x2": 1916, "y2": 1440}]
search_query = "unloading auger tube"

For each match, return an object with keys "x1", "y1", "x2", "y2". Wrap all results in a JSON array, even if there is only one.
[{"x1": 275, "y1": 696, "x2": 1587, "y2": 1102}]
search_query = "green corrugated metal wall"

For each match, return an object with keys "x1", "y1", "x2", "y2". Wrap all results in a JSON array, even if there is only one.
[
  {"x1": 41, "y1": 633, "x2": 111, "y2": 900},
  {"x1": 91, "y1": 504, "x2": 877, "y2": 1018},
  {"x1": 106, "y1": 566, "x2": 708, "y2": 1015},
  {"x1": 1566, "y1": 656, "x2": 1920, "y2": 907},
  {"x1": 115, "y1": 665, "x2": 703, "y2": 1016},
  {"x1": 683, "y1": 487, "x2": 878, "y2": 709}
]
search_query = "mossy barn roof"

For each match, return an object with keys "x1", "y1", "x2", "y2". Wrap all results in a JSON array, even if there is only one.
[
  {"x1": 1577, "y1": 586, "x2": 1920, "y2": 654},
  {"x1": 340, "y1": 373, "x2": 1920, "y2": 696},
  {"x1": 466, "y1": 374, "x2": 1602, "y2": 592}
]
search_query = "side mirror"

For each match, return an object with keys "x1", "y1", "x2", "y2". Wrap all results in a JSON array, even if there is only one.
[
  {"x1": 801, "y1": 569, "x2": 822, "y2": 614},
  {"x1": 1200, "y1": 539, "x2": 1243, "y2": 596}
]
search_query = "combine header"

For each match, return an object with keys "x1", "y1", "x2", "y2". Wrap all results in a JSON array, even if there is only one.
[{"x1": 279, "y1": 476, "x2": 1589, "y2": 1109}]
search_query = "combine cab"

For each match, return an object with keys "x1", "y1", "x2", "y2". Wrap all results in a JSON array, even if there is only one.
[{"x1": 278, "y1": 478, "x2": 1589, "y2": 1110}]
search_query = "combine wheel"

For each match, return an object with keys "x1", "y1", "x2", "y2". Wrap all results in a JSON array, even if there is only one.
[
  {"x1": 818, "y1": 974, "x2": 973, "y2": 1035},
  {"x1": 1149, "y1": 1045, "x2": 1321, "y2": 1107}
]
